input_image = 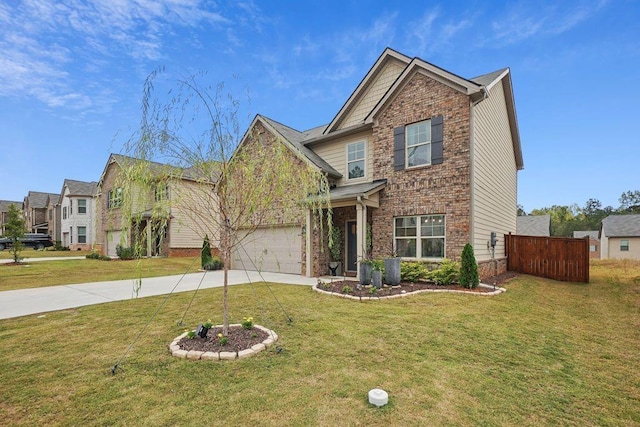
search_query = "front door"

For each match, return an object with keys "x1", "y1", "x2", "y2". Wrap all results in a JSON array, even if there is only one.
[{"x1": 346, "y1": 220, "x2": 357, "y2": 272}]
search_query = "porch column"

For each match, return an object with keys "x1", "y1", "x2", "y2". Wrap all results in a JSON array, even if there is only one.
[
  {"x1": 146, "y1": 222, "x2": 152, "y2": 257},
  {"x1": 356, "y1": 202, "x2": 367, "y2": 279},
  {"x1": 305, "y1": 208, "x2": 312, "y2": 277}
]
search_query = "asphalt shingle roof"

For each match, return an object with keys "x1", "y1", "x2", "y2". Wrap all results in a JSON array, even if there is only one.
[
  {"x1": 601, "y1": 214, "x2": 640, "y2": 237},
  {"x1": 516, "y1": 215, "x2": 551, "y2": 236},
  {"x1": 64, "y1": 179, "x2": 98, "y2": 196},
  {"x1": 573, "y1": 230, "x2": 599, "y2": 240}
]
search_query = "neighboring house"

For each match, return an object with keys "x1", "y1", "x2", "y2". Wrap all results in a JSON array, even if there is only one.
[
  {"x1": 46, "y1": 194, "x2": 61, "y2": 244},
  {"x1": 23, "y1": 191, "x2": 59, "y2": 234},
  {"x1": 232, "y1": 48, "x2": 523, "y2": 279},
  {"x1": 573, "y1": 230, "x2": 600, "y2": 259},
  {"x1": 95, "y1": 154, "x2": 217, "y2": 258},
  {"x1": 0, "y1": 200, "x2": 23, "y2": 235},
  {"x1": 599, "y1": 214, "x2": 640, "y2": 260},
  {"x1": 59, "y1": 179, "x2": 98, "y2": 250},
  {"x1": 516, "y1": 215, "x2": 551, "y2": 237}
]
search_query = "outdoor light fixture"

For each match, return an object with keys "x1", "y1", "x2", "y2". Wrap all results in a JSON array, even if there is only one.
[{"x1": 368, "y1": 388, "x2": 388, "y2": 407}]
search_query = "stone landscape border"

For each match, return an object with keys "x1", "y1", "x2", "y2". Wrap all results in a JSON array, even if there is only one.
[
  {"x1": 312, "y1": 283, "x2": 506, "y2": 300},
  {"x1": 169, "y1": 323, "x2": 278, "y2": 361}
]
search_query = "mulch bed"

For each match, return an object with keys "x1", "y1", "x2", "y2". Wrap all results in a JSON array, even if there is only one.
[
  {"x1": 317, "y1": 271, "x2": 518, "y2": 298},
  {"x1": 177, "y1": 326, "x2": 270, "y2": 353}
]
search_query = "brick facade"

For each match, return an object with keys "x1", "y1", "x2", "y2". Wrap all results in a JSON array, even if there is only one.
[{"x1": 370, "y1": 72, "x2": 472, "y2": 263}]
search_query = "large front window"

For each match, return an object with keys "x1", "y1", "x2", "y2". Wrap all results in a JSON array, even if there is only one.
[
  {"x1": 406, "y1": 120, "x2": 431, "y2": 167},
  {"x1": 347, "y1": 141, "x2": 365, "y2": 179},
  {"x1": 395, "y1": 214, "x2": 445, "y2": 258}
]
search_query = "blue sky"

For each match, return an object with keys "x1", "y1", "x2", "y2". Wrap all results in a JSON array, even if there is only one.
[{"x1": 0, "y1": 0, "x2": 638, "y2": 213}]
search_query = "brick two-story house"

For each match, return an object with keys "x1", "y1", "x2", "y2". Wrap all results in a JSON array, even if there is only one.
[
  {"x1": 24, "y1": 191, "x2": 59, "y2": 235},
  {"x1": 233, "y1": 48, "x2": 523, "y2": 279},
  {"x1": 95, "y1": 154, "x2": 218, "y2": 258}
]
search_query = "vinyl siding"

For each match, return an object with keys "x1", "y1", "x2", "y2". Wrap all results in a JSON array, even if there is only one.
[
  {"x1": 604, "y1": 236, "x2": 640, "y2": 260},
  {"x1": 472, "y1": 80, "x2": 518, "y2": 261},
  {"x1": 169, "y1": 179, "x2": 220, "y2": 248},
  {"x1": 310, "y1": 130, "x2": 373, "y2": 186},
  {"x1": 339, "y1": 59, "x2": 405, "y2": 130}
]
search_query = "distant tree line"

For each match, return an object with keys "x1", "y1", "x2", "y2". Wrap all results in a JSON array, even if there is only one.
[{"x1": 519, "y1": 190, "x2": 640, "y2": 237}]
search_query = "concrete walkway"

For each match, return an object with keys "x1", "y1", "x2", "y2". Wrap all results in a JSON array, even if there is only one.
[
  {"x1": 0, "y1": 256, "x2": 87, "y2": 264},
  {"x1": 0, "y1": 270, "x2": 317, "y2": 320}
]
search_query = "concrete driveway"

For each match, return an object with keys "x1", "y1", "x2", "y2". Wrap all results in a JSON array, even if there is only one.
[{"x1": 0, "y1": 269, "x2": 317, "y2": 320}]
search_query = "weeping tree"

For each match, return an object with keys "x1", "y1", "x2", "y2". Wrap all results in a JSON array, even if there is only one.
[{"x1": 118, "y1": 68, "x2": 331, "y2": 335}]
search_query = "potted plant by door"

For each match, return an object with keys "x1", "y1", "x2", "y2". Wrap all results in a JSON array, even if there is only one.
[
  {"x1": 328, "y1": 226, "x2": 342, "y2": 276},
  {"x1": 371, "y1": 259, "x2": 384, "y2": 288}
]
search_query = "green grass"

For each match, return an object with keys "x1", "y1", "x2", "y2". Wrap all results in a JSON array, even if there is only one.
[
  {"x1": 0, "y1": 260, "x2": 639, "y2": 425},
  {"x1": 0, "y1": 257, "x2": 201, "y2": 291},
  {"x1": 0, "y1": 249, "x2": 92, "y2": 259}
]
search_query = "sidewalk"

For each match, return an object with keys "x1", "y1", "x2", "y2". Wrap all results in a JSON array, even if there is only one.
[{"x1": 0, "y1": 270, "x2": 317, "y2": 320}]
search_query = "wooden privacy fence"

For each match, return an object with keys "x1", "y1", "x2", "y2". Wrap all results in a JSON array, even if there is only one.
[{"x1": 504, "y1": 234, "x2": 589, "y2": 283}]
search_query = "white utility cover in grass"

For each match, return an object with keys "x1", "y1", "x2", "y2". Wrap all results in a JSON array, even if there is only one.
[{"x1": 232, "y1": 226, "x2": 302, "y2": 275}]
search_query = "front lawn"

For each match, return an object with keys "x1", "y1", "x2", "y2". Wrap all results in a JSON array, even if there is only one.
[
  {"x1": 0, "y1": 260, "x2": 638, "y2": 425},
  {"x1": 0, "y1": 257, "x2": 201, "y2": 291}
]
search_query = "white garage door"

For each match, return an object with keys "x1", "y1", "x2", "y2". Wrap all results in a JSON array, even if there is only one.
[
  {"x1": 106, "y1": 230, "x2": 122, "y2": 257},
  {"x1": 232, "y1": 227, "x2": 302, "y2": 274}
]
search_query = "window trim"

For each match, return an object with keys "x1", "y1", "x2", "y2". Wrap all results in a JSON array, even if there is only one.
[
  {"x1": 620, "y1": 239, "x2": 629, "y2": 251},
  {"x1": 405, "y1": 119, "x2": 432, "y2": 169},
  {"x1": 346, "y1": 140, "x2": 366, "y2": 180},
  {"x1": 77, "y1": 226, "x2": 87, "y2": 244},
  {"x1": 108, "y1": 188, "x2": 123, "y2": 209},
  {"x1": 394, "y1": 214, "x2": 446, "y2": 259},
  {"x1": 77, "y1": 199, "x2": 87, "y2": 214}
]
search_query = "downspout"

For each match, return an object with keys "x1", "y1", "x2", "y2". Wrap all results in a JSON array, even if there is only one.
[{"x1": 469, "y1": 86, "x2": 489, "y2": 260}]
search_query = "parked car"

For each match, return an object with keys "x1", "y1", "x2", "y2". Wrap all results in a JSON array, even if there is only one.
[{"x1": 0, "y1": 233, "x2": 54, "y2": 251}]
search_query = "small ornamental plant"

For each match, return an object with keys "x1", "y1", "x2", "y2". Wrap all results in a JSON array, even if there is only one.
[
  {"x1": 203, "y1": 319, "x2": 213, "y2": 329},
  {"x1": 241, "y1": 316, "x2": 254, "y2": 330},
  {"x1": 342, "y1": 285, "x2": 353, "y2": 294},
  {"x1": 185, "y1": 330, "x2": 196, "y2": 339},
  {"x1": 217, "y1": 333, "x2": 228, "y2": 346}
]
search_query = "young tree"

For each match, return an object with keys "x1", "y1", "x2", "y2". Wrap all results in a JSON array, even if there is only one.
[
  {"x1": 459, "y1": 243, "x2": 479, "y2": 289},
  {"x1": 4, "y1": 204, "x2": 26, "y2": 263},
  {"x1": 119, "y1": 69, "x2": 331, "y2": 334}
]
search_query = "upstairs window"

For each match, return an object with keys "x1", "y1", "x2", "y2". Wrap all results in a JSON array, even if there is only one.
[
  {"x1": 155, "y1": 184, "x2": 169, "y2": 202},
  {"x1": 347, "y1": 141, "x2": 365, "y2": 179},
  {"x1": 62, "y1": 207, "x2": 67, "y2": 220},
  {"x1": 394, "y1": 116, "x2": 443, "y2": 170},
  {"x1": 78, "y1": 199, "x2": 87, "y2": 214},
  {"x1": 406, "y1": 120, "x2": 431, "y2": 167},
  {"x1": 69, "y1": 199, "x2": 73, "y2": 215},
  {"x1": 108, "y1": 188, "x2": 123, "y2": 209}
]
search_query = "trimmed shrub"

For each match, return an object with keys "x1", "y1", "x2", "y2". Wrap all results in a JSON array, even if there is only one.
[
  {"x1": 432, "y1": 259, "x2": 460, "y2": 285},
  {"x1": 201, "y1": 235, "x2": 213, "y2": 269},
  {"x1": 116, "y1": 245, "x2": 136, "y2": 260},
  {"x1": 400, "y1": 261, "x2": 429, "y2": 282},
  {"x1": 203, "y1": 256, "x2": 223, "y2": 271},
  {"x1": 459, "y1": 243, "x2": 479, "y2": 289}
]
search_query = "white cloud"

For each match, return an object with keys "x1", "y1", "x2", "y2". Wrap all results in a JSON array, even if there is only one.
[{"x1": 0, "y1": 0, "x2": 231, "y2": 112}]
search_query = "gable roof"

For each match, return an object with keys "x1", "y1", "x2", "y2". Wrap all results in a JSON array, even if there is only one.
[
  {"x1": 97, "y1": 153, "x2": 210, "y2": 190},
  {"x1": 246, "y1": 115, "x2": 342, "y2": 179},
  {"x1": 24, "y1": 191, "x2": 58, "y2": 209},
  {"x1": 0, "y1": 200, "x2": 22, "y2": 212},
  {"x1": 601, "y1": 214, "x2": 640, "y2": 237},
  {"x1": 516, "y1": 215, "x2": 551, "y2": 236},
  {"x1": 62, "y1": 179, "x2": 98, "y2": 198},
  {"x1": 573, "y1": 230, "x2": 599, "y2": 240}
]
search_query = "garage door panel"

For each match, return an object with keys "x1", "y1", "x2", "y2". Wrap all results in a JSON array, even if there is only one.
[{"x1": 232, "y1": 227, "x2": 301, "y2": 274}]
